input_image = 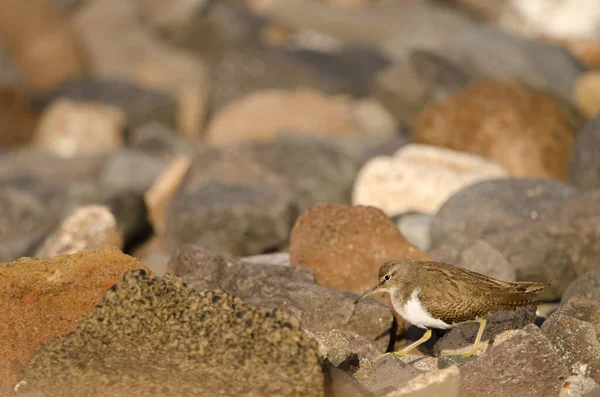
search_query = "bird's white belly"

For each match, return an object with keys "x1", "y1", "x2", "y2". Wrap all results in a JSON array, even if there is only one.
[{"x1": 391, "y1": 288, "x2": 453, "y2": 330}]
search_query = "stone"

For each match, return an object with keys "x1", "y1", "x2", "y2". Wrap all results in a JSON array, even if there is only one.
[
  {"x1": 360, "y1": 354, "x2": 422, "y2": 396},
  {"x1": 0, "y1": 247, "x2": 148, "y2": 393},
  {"x1": 569, "y1": 115, "x2": 600, "y2": 191},
  {"x1": 240, "y1": 252, "x2": 291, "y2": 267},
  {"x1": 130, "y1": 234, "x2": 174, "y2": 277},
  {"x1": 167, "y1": 244, "x2": 394, "y2": 352},
  {"x1": 327, "y1": 367, "x2": 374, "y2": 397},
  {"x1": 0, "y1": 0, "x2": 88, "y2": 93},
  {"x1": 352, "y1": 144, "x2": 508, "y2": 216},
  {"x1": 167, "y1": 181, "x2": 298, "y2": 256},
  {"x1": 33, "y1": 77, "x2": 177, "y2": 130},
  {"x1": 559, "y1": 374, "x2": 600, "y2": 397},
  {"x1": 541, "y1": 297, "x2": 600, "y2": 382},
  {"x1": 430, "y1": 177, "x2": 580, "y2": 251},
  {"x1": 414, "y1": 79, "x2": 576, "y2": 181},
  {"x1": 393, "y1": 212, "x2": 434, "y2": 252},
  {"x1": 562, "y1": 270, "x2": 600, "y2": 304},
  {"x1": 460, "y1": 324, "x2": 570, "y2": 397},
  {"x1": 34, "y1": 205, "x2": 123, "y2": 260},
  {"x1": 98, "y1": 149, "x2": 167, "y2": 194},
  {"x1": 136, "y1": 0, "x2": 212, "y2": 34},
  {"x1": 383, "y1": 365, "x2": 460, "y2": 397},
  {"x1": 574, "y1": 72, "x2": 600, "y2": 118},
  {"x1": 0, "y1": 85, "x2": 38, "y2": 147},
  {"x1": 129, "y1": 122, "x2": 192, "y2": 161},
  {"x1": 289, "y1": 204, "x2": 432, "y2": 295},
  {"x1": 32, "y1": 98, "x2": 125, "y2": 157},
  {"x1": 14, "y1": 269, "x2": 325, "y2": 397},
  {"x1": 456, "y1": 240, "x2": 516, "y2": 282},
  {"x1": 204, "y1": 88, "x2": 396, "y2": 145},
  {"x1": 439, "y1": 24, "x2": 584, "y2": 102}
]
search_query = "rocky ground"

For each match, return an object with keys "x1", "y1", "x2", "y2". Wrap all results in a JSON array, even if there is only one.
[{"x1": 1, "y1": 0, "x2": 600, "y2": 396}]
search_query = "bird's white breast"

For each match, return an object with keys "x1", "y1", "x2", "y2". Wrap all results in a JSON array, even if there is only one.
[{"x1": 390, "y1": 288, "x2": 453, "y2": 330}]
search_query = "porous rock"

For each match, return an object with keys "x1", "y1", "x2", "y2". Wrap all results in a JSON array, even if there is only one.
[
  {"x1": 360, "y1": 354, "x2": 422, "y2": 396},
  {"x1": 562, "y1": 269, "x2": 600, "y2": 304}
]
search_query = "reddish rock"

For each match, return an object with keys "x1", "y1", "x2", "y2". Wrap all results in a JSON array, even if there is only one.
[
  {"x1": 0, "y1": 86, "x2": 38, "y2": 147},
  {"x1": 289, "y1": 204, "x2": 432, "y2": 295},
  {"x1": 0, "y1": 247, "x2": 149, "y2": 393},
  {"x1": 414, "y1": 79, "x2": 575, "y2": 181}
]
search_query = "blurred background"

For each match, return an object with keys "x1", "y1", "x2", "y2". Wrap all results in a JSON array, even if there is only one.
[{"x1": 0, "y1": 0, "x2": 598, "y2": 274}]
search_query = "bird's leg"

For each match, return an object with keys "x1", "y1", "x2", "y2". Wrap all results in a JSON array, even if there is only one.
[
  {"x1": 440, "y1": 318, "x2": 487, "y2": 359},
  {"x1": 376, "y1": 328, "x2": 432, "y2": 361}
]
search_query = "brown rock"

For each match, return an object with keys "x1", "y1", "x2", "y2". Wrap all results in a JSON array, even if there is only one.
[
  {"x1": 574, "y1": 72, "x2": 600, "y2": 118},
  {"x1": 414, "y1": 79, "x2": 575, "y2": 181},
  {"x1": 0, "y1": 86, "x2": 38, "y2": 147},
  {"x1": 289, "y1": 204, "x2": 432, "y2": 295},
  {"x1": 0, "y1": 0, "x2": 88, "y2": 93},
  {"x1": 0, "y1": 247, "x2": 149, "y2": 393}
]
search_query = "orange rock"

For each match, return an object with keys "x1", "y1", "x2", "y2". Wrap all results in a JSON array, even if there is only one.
[
  {"x1": 0, "y1": 247, "x2": 150, "y2": 393},
  {"x1": 414, "y1": 79, "x2": 575, "y2": 181}
]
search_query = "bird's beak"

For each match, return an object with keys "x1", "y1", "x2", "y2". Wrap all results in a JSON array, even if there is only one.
[{"x1": 354, "y1": 284, "x2": 382, "y2": 305}]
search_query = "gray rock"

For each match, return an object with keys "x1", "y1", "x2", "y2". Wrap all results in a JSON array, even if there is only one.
[
  {"x1": 128, "y1": 122, "x2": 192, "y2": 161},
  {"x1": 360, "y1": 354, "x2": 422, "y2": 397},
  {"x1": 240, "y1": 252, "x2": 290, "y2": 267},
  {"x1": 460, "y1": 324, "x2": 570, "y2": 397},
  {"x1": 562, "y1": 270, "x2": 600, "y2": 304},
  {"x1": 167, "y1": 244, "x2": 394, "y2": 351},
  {"x1": 167, "y1": 182, "x2": 298, "y2": 256},
  {"x1": 32, "y1": 77, "x2": 177, "y2": 129},
  {"x1": 541, "y1": 297, "x2": 600, "y2": 383},
  {"x1": 430, "y1": 177, "x2": 580, "y2": 251},
  {"x1": 393, "y1": 212, "x2": 434, "y2": 252},
  {"x1": 559, "y1": 374, "x2": 600, "y2": 397},
  {"x1": 569, "y1": 115, "x2": 600, "y2": 191},
  {"x1": 16, "y1": 269, "x2": 325, "y2": 397},
  {"x1": 98, "y1": 149, "x2": 166, "y2": 194}
]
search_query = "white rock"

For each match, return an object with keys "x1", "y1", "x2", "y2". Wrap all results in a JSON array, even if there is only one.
[{"x1": 352, "y1": 144, "x2": 508, "y2": 215}]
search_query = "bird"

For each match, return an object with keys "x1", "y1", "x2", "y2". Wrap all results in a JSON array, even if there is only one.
[{"x1": 354, "y1": 259, "x2": 548, "y2": 359}]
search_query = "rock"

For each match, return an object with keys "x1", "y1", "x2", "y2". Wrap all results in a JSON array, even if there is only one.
[
  {"x1": 0, "y1": 46, "x2": 24, "y2": 88},
  {"x1": 414, "y1": 79, "x2": 576, "y2": 181},
  {"x1": 15, "y1": 269, "x2": 325, "y2": 397},
  {"x1": 439, "y1": 24, "x2": 584, "y2": 102},
  {"x1": 541, "y1": 297, "x2": 600, "y2": 382},
  {"x1": 32, "y1": 98, "x2": 125, "y2": 157},
  {"x1": 430, "y1": 177, "x2": 580, "y2": 251},
  {"x1": 393, "y1": 212, "x2": 434, "y2": 252},
  {"x1": 327, "y1": 367, "x2": 374, "y2": 397},
  {"x1": 204, "y1": 88, "x2": 396, "y2": 145},
  {"x1": 460, "y1": 324, "x2": 570, "y2": 397},
  {"x1": 360, "y1": 354, "x2": 422, "y2": 396},
  {"x1": 98, "y1": 149, "x2": 167, "y2": 194},
  {"x1": 0, "y1": 0, "x2": 88, "y2": 93},
  {"x1": 352, "y1": 144, "x2": 508, "y2": 216},
  {"x1": 289, "y1": 204, "x2": 432, "y2": 295},
  {"x1": 562, "y1": 270, "x2": 600, "y2": 304},
  {"x1": 167, "y1": 181, "x2": 297, "y2": 256},
  {"x1": 241, "y1": 252, "x2": 291, "y2": 267},
  {"x1": 0, "y1": 185, "x2": 57, "y2": 263},
  {"x1": 33, "y1": 77, "x2": 177, "y2": 130},
  {"x1": 433, "y1": 306, "x2": 537, "y2": 357},
  {"x1": 559, "y1": 374, "x2": 600, "y2": 397},
  {"x1": 129, "y1": 122, "x2": 192, "y2": 161},
  {"x1": 569, "y1": 114, "x2": 600, "y2": 191},
  {"x1": 0, "y1": 247, "x2": 148, "y2": 393},
  {"x1": 0, "y1": 85, "x2": 38, "y2": 147},
  {"x1": 574, "y1": 72, "x2": 600, "y2": 118},
  {"x1": 383, "y1": 365, "x2": 460, "y2": 397},
  {"x1": 34, "y1": 205, "x2": 123, "y2": 259},
  {"x1": 136, "y1": 0, "x2": 212, "y2": 35},
  {"x1": 130, "y1": 234, "x2": 174, "y2": 277},
  {"x1": 167, "y1": 244, "x2": 394, "y2": 352}
]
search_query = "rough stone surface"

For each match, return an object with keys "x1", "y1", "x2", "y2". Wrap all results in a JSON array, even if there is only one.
[
  {"x1": 289, "y1": 204, "x2": 432, "y2": 295},
  {"x1": 360, "y1": 354, "x2": 422, "y2": 397},
  {"x1": 0, "y1": 248, "x2": 148, "y2": 393},
  {"x1": 562, "y1": 270, "x2": 600, "y2": 304},
  {"x1": 167, "y1": 244, "x2": 394, "y2": 352},
  {"x1": 352, "y1": 144, "x2": 508, "y2": 216},
  {"x1": 414, "y1": 79, "x2": 576, "y2": 181},
  {"x1": 569, "y1": 114, "x2": 600, "y2": 191},
  {"x1": 14, "y1": 269, "x2": 325, "y2": 397},
  {"x1": 559, "y1": 374, "x2": 600, "y2": 397},
  {"x1": 541, "y1": 297, "x2": 600, "y2": 382},
  {"x1": 460, "y1": 324, "x2": 570, "y2": 397},
  {"x1": 34, "y1": 205, "x2": 123, "y2": 259},
  {"x1": 383, "y1": 365, "x2": 460, "y2": 397}
]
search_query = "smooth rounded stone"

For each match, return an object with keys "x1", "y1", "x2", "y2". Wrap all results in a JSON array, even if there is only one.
[
  {"x1": 383, "y1": 365, "x2": 460, "y2": 397},
  {"x1": 453, "y1": 240, "x2": 516, "y2": 282},
  {"x1": 438, "y1": 24, "x2": 584, "y2": 102},
  {"x1": 459, "y1": 324, "x2": 570, "y2": 397},
  {"x1": 0, "y1": 185, "x2": 57, "y2": 263},
  {"x1": 289, "y1": 204, "x2": 431, "y2": 295},
  {"x1": 0, "y1": 247, "x2": 148, "y2": 393},
  {"x1": 167, "y1": 244, "x2": 394, "y2": 352},
  {"x1": 562, "y1": 270, "x2": 600, "y2": 304},
  {"x1": 0, "y1": 85, "x2": 38, "y2": 148},
  {"x1": 430, "y1": 177, "x2": 580, "y2": 251},
  {"x1": 32, "y1": 98, "x2": 126, "y2": 157},
  {"x1": 34, "y1": 205, "x2": 123, "y2": 260},
  {"x1": 352, "y1": 144, "x2": 508, "y2": 216},
  {"x1": 15, "y1": 269, "x2": 325, "y2": 397},
  {"x1": 98, "y1": 149, "x2": 167, "y2": 194},
  {"x1": 129, "y1": 122, "x2": 193, "y2": 161},
  {"x1": 392, "y1": 212, "x2": 434, "y2": 252},
  {"x1": 240, "y1": 252, "x2": 290, "y2": 266},
  {"x1": 541, "y1": 297, "x2": 600, "y2": 383},
  {"x1": 360, "y1": 354, "x2": 422, "y2": 396},
  {"x1": 574, "y1": 72, "x2": 600, "y2": 118},
  {"x1": 569, "y1": 114, "x2": 600, "y2": 191},
  {"x1": 414, "y1": 79, "x2": 576, "y2": 181},
  {"x1": 167, "y1": 182, "x2": 298, "y2": 256},
  {"x1": 32, "y1": 77, "x2": 177, "y2": 130}
]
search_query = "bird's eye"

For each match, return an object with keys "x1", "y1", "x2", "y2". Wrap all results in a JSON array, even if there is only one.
[{"x1": 384, "y1": 274, "x2": 391, "y2": 281}]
